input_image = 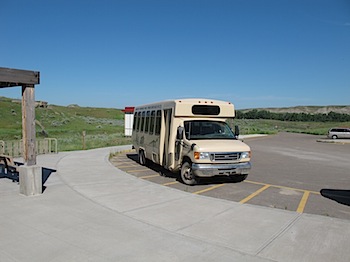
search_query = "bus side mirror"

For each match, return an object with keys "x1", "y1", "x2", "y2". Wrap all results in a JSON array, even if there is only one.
[
  {"x1": 234, "y1": 125, "x2": 240, "y2": 139},
  {"x1": 177, "y1": 126, "x2": 184, "y2": 140}
]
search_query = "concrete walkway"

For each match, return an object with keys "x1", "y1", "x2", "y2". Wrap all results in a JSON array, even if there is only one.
[{"x1": 1, "y1": 145, "x2": 350, "y2": 261}]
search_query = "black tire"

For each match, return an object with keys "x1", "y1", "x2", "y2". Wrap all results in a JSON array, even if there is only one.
[
  {"x1": 138, "y1": 150, "x2": 146, "y2": 166},
  {"x1": 181, "y1": 161, "x2": 197, "y2": 185},
  {"x1": 332, "y1": 135, "x2": 338, "y2": 139}
]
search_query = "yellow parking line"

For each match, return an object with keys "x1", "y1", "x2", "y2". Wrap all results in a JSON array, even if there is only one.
[
  {"x1": 244, "y1": 180, "x2": 266, "y2": 186},
  {"x1": 240, "y1": 184, "x2": 270, "y2": 204},
  {"x1": 128, "y1": 169, "x2": 152, "y2": 173},
  {"x1": 139, "y1": 174, "x2": 160, "y2": 179},
  {"x1": 244, "y1": 180, "x2": 320, "y2": 195},
  {"x1": 193, "y1": 184, "x2": 225, "y2": 195},
  {"x1": 163, "y1": 181, "x2": 179, "y2": 186},
  {"x1": 116, "y1": 165, "x2": 138, "y2": 168},
  {"x1": 297, "y1": 191, "x2": 310, "y2": 213},
  {"x1": 278, "y1": 185, "x2": 319, "y2": 195}
]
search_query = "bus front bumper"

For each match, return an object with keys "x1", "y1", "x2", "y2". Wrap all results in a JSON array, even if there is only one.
[{"x1": 191, "y1": 162, "x2": 251, "y2": 177}]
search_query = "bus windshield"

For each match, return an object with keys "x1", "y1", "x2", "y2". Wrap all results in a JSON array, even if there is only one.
[{"x1": 184, "y1": 120, "x2": 236, "y2": 140}]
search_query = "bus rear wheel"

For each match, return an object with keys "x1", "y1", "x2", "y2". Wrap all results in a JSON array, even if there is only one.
[
  {"x1": 181, "y1": 161, "x2": 197, "y2": 186},
  {"x1": 138, "y1": 150, "x2": 147, "y2": 166}
]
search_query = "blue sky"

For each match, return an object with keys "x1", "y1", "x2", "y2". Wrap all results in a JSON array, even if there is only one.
[{"x1": 1, "y1": 0, "x2": 349, "y2": 109}]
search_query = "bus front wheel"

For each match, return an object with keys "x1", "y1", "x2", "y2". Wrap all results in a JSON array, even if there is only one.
[{"x1": 181, "y1": 161, "x2": 197, "y2": 186}]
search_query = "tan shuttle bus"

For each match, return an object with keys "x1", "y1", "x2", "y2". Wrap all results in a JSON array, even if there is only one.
[{"x1": 132, "y1": 98, "x2": 251, "y2": 185}]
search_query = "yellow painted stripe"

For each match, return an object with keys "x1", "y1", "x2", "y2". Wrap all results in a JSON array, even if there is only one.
[
  {"x1": 297, "y1": 191, "x2": 310, "y2": 213},
  {"x1": 163, "y1": 181, "x2": 179, "y2": 186},
  {"x1": 244, "y1": 180, "x2": 320, "y2": 195},
  {"x1": 193, "y1": 184, "x2": 225, "y2": 195},
  {"x1": 139, "y1": 174, "x2": 159, "y2": 179},
  {"x1": 244, "y1": 180, "x2": 266, "y2": 186},
  {"x1": 240, "y1": 184, "x2": 270, "y2": 204},
  {"x1": 128, "y1": 169, "x2": 151, "y2": 173},
  {"x1": 277, "y1": 185, "x2": 319, "y2": 195}
]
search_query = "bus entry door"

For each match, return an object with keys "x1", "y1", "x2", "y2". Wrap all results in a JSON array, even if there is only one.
[{"x1": 162, "y1": 109, "x2": 172, "y2": 168}]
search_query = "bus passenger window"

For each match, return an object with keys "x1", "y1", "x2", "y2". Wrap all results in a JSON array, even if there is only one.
[
  {"x1": 145, "y1": 111, "x2": 150, "y2": 133},
  {"x1": 136, "y1": 112, "x2": 142, "y2": 131},
  {"x1": 155, "y1": 110, "x2": 161, "y2": 135},
  {"x1": 140, "y1": 111, "x2": 146, "y2": 132},
  {"x1": 150, "y1": 111, "x2": 155, "y2": 134},
  {"x1": 132, "y1": 113, "x2": 138, "y2": 131}
]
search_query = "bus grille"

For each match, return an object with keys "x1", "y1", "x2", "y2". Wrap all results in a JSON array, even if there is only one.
[{"x1": 210, "y1": 152, "x2": 241, "y2": 161}]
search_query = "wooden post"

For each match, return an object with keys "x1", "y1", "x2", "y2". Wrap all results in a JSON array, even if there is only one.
[
  {"x1": 82, "y1": 130, "x2": 86, "y2": 150},
  {"x1": 22, "y1": 84, "x2": 36, "y2": 166}
]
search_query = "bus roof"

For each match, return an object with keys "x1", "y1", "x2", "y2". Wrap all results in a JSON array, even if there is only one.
[{"x1": 134, "y1": 98, "x2": 235, "y2": 118}]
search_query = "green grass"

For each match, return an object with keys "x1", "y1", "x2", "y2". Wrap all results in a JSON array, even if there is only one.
[
  {"x1": 1, "y1": 96, "x2": 349, "y2": 152},
  {"x1": 0, "y1": 97, "x2": 130, "y2": 151},
  {"x1": 231, "y1": 119, "x2": 350, "y2": 136}
]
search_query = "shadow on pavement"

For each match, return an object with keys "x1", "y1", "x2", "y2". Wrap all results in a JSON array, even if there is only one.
[
  {"x1": 126, "y1": 153, "x2": 247, "y2": 186},
  {"x1": 0, "y1": 163, "x2": 56, "y2": 192},
  {"x1": 321, "y1": 189, "x2": 350, "y2": 206}
]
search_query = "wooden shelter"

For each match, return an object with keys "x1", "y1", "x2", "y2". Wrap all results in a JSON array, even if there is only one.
[
  {"x1": 0, "y1": 67, "x2": 40, "y2": 165},
  {"x1": 0, "y1": 67, "x2": 42, "y2": 195}
]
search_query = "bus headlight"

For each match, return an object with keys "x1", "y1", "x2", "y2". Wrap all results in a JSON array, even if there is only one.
[
  {"x1": 241, "y1": 151, "x2": 251, "y2": 159},
  {"x1": 194, "y1": 152, "x2": 210, "y2": 160}
]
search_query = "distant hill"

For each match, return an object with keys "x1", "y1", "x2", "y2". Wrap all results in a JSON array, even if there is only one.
[
  {"x1": 2, "y1": 96, "x2": 348, "y2": 115},
  {"x1": 240, "y1": 105, "x2": 350, "y2": 115}
]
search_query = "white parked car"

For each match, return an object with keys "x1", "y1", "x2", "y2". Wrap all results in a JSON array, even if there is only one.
[{"x1": 328, "y1": 127, "x2": 350, "y2": 139}]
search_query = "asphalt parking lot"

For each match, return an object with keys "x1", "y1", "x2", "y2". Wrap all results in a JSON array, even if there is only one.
[{"x1": 110, "y1": 132, "x2": 350, "y2": 220}]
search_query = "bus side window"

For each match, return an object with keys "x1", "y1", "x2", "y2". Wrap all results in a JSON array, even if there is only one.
[
  {"x1": 136, "y1": 112, "x2": 141, "y2": 131},
  {"x1": 145, "y1": 111, "x2": 150, "y2": 133},
  {"x1": 132, "y1": 113, "x2": 137, "y2": 131},
  {"x1": 150, "y1": 111, "x2": 155, "y2": 134},
  {"x1": 140, "y1": 111, "x2": 146, "y2": 132},
  {"x1": 155, "y1": 110, "x2": 161, "y2": 135}
]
